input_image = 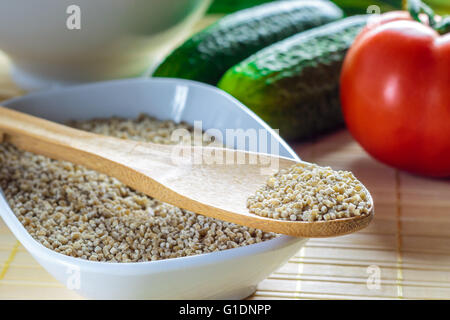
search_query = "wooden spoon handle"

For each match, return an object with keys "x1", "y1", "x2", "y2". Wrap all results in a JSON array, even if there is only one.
[
  {"x1": 0, "y1": 105, "x2": 185, "y2": 201},
  {"x1": 0, "y1": 106, "x2": 175, "y2": 174},
  {"x1": 0, "y1": 105, "x2": 101, "y2": 148},
  {"x1": 0, "y1": 106, "x2": 116, "y2": 170},
  {"x1": 0, "y1": 106, "x2": 92, "y2": 144}
]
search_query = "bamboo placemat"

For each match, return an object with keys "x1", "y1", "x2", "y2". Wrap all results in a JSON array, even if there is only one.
[
  {"x1": 1, "y1": 18, "x2": 450, "y2": 299},
  {"x1": 251, "y1": 133, "x2": 450, "y2": 300}
]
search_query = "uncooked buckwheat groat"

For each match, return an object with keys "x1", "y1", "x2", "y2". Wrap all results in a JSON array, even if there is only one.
[
  {"x1": 247, "y1": 163, "x2": 372, "y2": 222},
  {"x1": 0, "y1": 114, "x2": 276, "y2": 263}
]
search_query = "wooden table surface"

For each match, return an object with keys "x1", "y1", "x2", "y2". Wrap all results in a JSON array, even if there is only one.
[{"x1": 1, "y1": 18, "x2": 450, "y2": 299}]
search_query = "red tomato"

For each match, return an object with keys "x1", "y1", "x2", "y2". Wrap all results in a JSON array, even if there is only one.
[{"x1": 340, "y1": 11, "x2": 450, "y2": 177}]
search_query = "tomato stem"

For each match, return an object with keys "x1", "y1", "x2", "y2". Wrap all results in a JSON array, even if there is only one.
[
  {"x1": 406, "y1": 0, "x2": 436, "y2": 26},
  {"x1": 406, "y1": 0, "x2": 450, "y2": 34},
  {"x1": 435, "y1": 16, "x2": 450, "y2": 35}
]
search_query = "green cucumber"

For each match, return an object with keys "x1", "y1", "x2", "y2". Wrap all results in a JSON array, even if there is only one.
[
  {"x1": 153, "y1": 1, "x2": 343, "y2": 85},
  {"x1": 207, "y1": 0, "x2": 275, "y2": 14},
  {"x1": 207, "y1": 0, "x2": 450, "y2": 16},
  {"x1": 330, "y1": 0, "x2": 399, "y2": 15},
  {"x1": 331, "y1": 1, "x2": 450, "y2": 16},
  {"x1": 218, "y1": 15, "x2": 369, "y2": 140}
]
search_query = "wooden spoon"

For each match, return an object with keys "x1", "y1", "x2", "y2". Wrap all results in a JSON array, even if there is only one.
[{"x1": 0, "y1": 106, "x2": 373, "y2": 237}]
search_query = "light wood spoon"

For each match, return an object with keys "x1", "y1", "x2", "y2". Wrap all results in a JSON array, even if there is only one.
[{"x1": 0, "y1": 106, "x2": 373, "y2": 237}]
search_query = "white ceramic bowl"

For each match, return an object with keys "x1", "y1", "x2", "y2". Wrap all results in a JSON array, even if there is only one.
[
  {"x1": 0, "y1": 0, "x2": 210, "y2": 90},
  {"x1": 0, "y1": 78, "x2": 308, "y2": 299}
]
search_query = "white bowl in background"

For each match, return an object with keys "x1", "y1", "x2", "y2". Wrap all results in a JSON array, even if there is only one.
[
  {"x1": 0, "y1": 78, "x2": 308, "y2": 299},
  {"x1": 0, "y1": 0, "x2": 210, "y2": 90}
]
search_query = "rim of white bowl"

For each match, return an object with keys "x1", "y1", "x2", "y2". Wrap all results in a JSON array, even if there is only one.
[{"x1": 0, "y1": 77, "x2": 305, "y2": 275}]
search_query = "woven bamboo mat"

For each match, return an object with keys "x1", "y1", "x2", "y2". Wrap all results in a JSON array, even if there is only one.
[
  {"x1": 1, "y1": 18, "x2": 450, "y2": 299},
  {"x1": 251, "y1": 133, "x2": 450, "y2": 300}
]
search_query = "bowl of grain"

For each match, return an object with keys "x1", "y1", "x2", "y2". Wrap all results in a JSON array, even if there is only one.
[{"x1": 0, "y1": 78, "x2": 307, "y2": 299}]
